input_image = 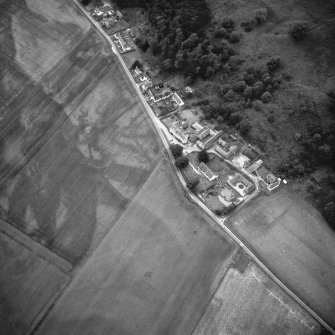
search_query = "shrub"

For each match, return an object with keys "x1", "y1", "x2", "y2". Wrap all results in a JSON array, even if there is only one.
[
  {"x1": 175, "y1": 156, "x2": 189, "y2": 169},
  {"x1": 214, "y1": 28, "x2": 229, "y2": 38},
  {"x1": 261, "y1": 91, "x2": 272, "y2": 103},
  {"x1": 198, "y1": 149, "x2": 209, "y2": 163},
  {"x1": 254, "y1": 8, "x2": 268, "y2": 25},
  {"x1": 290, "y1": 23, "x2": 308, "y2": 41},
  {"x1": 222, "y1": 17, "x2": 235, "y2": 29},
  {"x1": 243, "y1": 86, "x2": 253, "y2": 98},
  {"x1": 170, "y1": 144, "x2": 183, "y2": 158},
  {"x1": 266, "y1": 57, "x2": 281, "y2": 71},
  {"x1": 241, "y1": 20, "x2": 254, "y2": 32},
  {"x1": 186, "y1": 176, "x2": 200, "y2": 191},
  {"x1": 233, "y1": 80, "x2": 247, "y2": 93},
  {"x1": 253, "y1": 81, "x2": 265, "y2": 97},
  {"x1": 230, "y1": 31, "x2": 240, "y2": 43},
  {"x1": 224, "y1": 90, "x2": 235, "y2": 102},
  {"x1": 267, "y1": 115, "x2": 275, "y2": 123}
]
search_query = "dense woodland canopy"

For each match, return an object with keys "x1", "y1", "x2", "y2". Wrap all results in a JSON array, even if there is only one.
[{"x1": 114, "y1": 0, "x2": 235, "y2": 82}]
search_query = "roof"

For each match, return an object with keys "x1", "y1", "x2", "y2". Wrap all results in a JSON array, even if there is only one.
[
  {"x1": 242, "y1": 147, "x2": 259, "y2": 162},
  {"x1": 199, "y1": 162, "x2": 217, "y2": 181}
]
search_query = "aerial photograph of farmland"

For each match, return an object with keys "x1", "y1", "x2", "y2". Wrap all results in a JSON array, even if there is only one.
[{"x1": 0, "y1": 0, "x2": 334, "y2": 334}]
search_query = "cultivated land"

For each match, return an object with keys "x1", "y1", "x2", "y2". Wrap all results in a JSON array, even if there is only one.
[
  {"x1": 0, "y1": 0, "x2": 161, "y2": 264},
  {"x1": 0, "y1": 222, "x2": 69, "y2": 335},
  {"x1": 35, "y1": 160, "x2": 237, "y2": 335},
  {"x1": 193, "y1": 260, "x2": 321, "y2": 335},
  {"x1": 228, "y1": 188, "x2": 335, "y2": 327},
  {"x1": 0, "y1": 0, "x2": 332, "y2": 334}
]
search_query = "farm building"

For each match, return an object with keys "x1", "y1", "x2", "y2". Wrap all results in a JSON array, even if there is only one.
[
  {"x1": 215, "y1": 142, "x2": 239, "y2": 159},
  {"x1": 198, "y1": 162, "x2": 218, "y2": 181}
]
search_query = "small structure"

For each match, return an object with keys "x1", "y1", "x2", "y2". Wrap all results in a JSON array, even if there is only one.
[
  {"x1": 256, "y1": 166, "x2": 280, "y2": 191},
  {"x1": 172, "y1": 92, "x2": 184, "y2": 106},
  {"x1": 228, "y1": 173, "x2": 255, "y2": 197},
  {"x1": 198, "y1": 162, "x2": 218, "y2": 181},
  {"x1": 215, "y1": 143, "x2": 239, "y2": 159},
  {"x1": 169, "y1": 122, "x2": 188, "y2": 144},
  {"x1": 232, "y1": 153, "x2": 251, "y2": 168},
  {"x1": 246, "y1": 159, "x2": 264, "y2": 174}
]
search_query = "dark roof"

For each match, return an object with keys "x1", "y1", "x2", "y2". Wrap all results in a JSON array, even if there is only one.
[{"x1": 242, "y1": 147, "x2": 259, "y2": 161}]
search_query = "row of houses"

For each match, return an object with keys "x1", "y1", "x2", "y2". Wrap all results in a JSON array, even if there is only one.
[{"x1": 113, "y1": 30, "x2": 135, "y2": 53}]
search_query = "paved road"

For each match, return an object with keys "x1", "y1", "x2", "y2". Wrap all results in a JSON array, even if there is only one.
[{"x1": 73, "y1": 2, "x2": 334, "y2": 333}]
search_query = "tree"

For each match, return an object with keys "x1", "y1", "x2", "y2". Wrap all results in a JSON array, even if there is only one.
[
  {"x1": 175, "y1": 156, "x2": 189, "y2": 169},
  {"x1": 323, "y1": 202, "x2": 335, "y2": 229},
  {"x1": 186, "y1": 175, "x2": 200, "y2": 191},
  {"x1": 229, "y1": 31, "x2": 240, "y2": 43},
  {"x1": 290, "y1": 23, "x2": 308, "y2": 41},
  {"x1": 253, "y1": 8, "x2": 268, "y2": 25},
  {"x1": 162, "y1": 58, "x2": 174, "y2": 72},
  {"x1": 82, "y1": 0, "x2": 91, "y2": 5},
  {"x1": 198, "y1": 149, "x2": 209, "y2": 163},
  {"x1": 170, "y1": 144, "x2": 183, "y2": 158},
  {"x1": 130, "y1": 60, "x2": 142, "y2": 70},
  {"x1": 222, "y1": 17, "x2": 235, "y2": 29}
]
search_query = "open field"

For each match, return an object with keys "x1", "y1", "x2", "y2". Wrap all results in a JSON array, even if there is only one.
[
  {"x1": 193, "y1": 260, "x2": 321, "y2": 335},
  {"x1": 35, "y1": 160, "x2": 237, "y2": 335},
  {"x1": 0, "y1": 0, "x2": 162, "y2": 264},
  {"x1": 228, "y1": 188, "x2": 335, "y2": 327},
  {"x1": 0, "y1": 224, "x2": 69, "y2": 335}
]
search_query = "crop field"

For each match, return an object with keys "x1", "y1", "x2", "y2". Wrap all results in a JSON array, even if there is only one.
[
  {"x1": 193, "y1": 261, "x2": 321, "y2": 335},
  {"x1": 35, "y1": 160, "x2": 237, "y2": 335},
  {"x1": 0, "y1": 223, "x2": 69, "y2": 335},
  {"x1": 0, "y1": 0, "x2": 162, "y2": 264},
  {"x1": 228, "y1": 188, "x2": 335, "y2": 327}
]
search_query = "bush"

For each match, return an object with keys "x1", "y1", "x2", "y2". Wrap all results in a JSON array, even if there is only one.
[
  {"x1": 261, "y1": 91, "x2": 272, "y2": 103},
  {"x1": 224, "y1": 90, "x2": 235, "y2": 102},
  {"x1": 222, "y1": 17, "x2": 235, "y2": 29},
  {"x1": 229, "y1": 31, "x2": 240, "y2": 43},
  {"x1": 214, "y1": 28, "x2": 229, "y2": 38},
  {"x1": 198, "y1": 149, "x2": 209, "y2": 163},
  {"x1": 254, "y1": 8, "x2": 268, "y2": 25},
  {"x1": 290, "y1": 23, "x2": 308, "y2": 41},
  {"x1": 186, "y1": 176, "x2": 200, "y2": 191},
  {"x1": 175, "y1": 156, "x2": 189, "y2": 169},
  {"x1": 170, "y1": 144, "x2": 183, "y2": 158},
  {"x1": 241, "y1": 20, "x2": 254, "y2": 32},
  {"x1": 233, "y1": 80, "x2": 247, "y2": 93},
  {"x1": 267, "y1": 115, "x2": 275, "y2": 123},
  {"x1": 243, "y1": 86, "x2": 253, "y2": 99},
  {"x1": 252, "y1": 81, "x2": 265, "y2": 97},
  {"x1": 266, "y1": 57, "x2": 281, "y2": 71}
]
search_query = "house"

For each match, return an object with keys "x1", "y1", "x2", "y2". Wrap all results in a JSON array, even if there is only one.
[
  {"x1": 172, "y1": 92, "x2": 184, "y2": 106},
  {"x1": 198, "y1": 162, "x2": 218, "y2": 181},
  {"x1": 232, "y1": 153, "x2": 251, "y2": 168},
  {"x1": 199, "y1": 130, "x2": 223, "y2": 149},
  {"x1": 242, "y1": 146, "x2": 259, "y2": 163},
  {"x1": 246, "y1": 159, "x2": 264, "y2": 174},
  {"x1": 197, "y1": 128, "x2": 210, "y2": 140},
  {"x1": 256, "y1": 166, "x2": 280, "y2": 190},
  {"x1": 228, "y1": 173, "x2": 255, "y2": 197},
  {"x1": 191, "y1": 122, "x2": 204, "y2": 133},
  {"x1": 215, "y1": 143, "x2": 239, "y2": 159},
  {"x1": 169, "y1": 122, "x2": 188, "y2": 144}
]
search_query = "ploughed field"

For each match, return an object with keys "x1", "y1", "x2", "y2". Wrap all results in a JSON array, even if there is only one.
[
  {"x1": 193, "y1": 259, "x2": 321, "y2": 335},
  {"x1": 229, "y1": 188, "x2": 335, "y2": 328}
]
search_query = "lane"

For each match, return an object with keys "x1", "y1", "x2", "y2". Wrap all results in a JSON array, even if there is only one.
[{"x1": 72, "y1": 1, "x2": 335, "y2": 333}]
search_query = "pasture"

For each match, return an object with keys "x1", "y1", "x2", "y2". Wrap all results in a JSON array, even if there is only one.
[
  {"x1": 35, "y1": 160, "x2": 237, "y2": 335},
  {"x1": 193, "y1": 261, "x2": 321, "y2": 335},
  {"x1": 229, "y1": 188, "x2": 335, "y2": 327}
]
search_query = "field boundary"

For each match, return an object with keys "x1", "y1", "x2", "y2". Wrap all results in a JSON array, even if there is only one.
[{"x1": 0, "y1": 217, "x2": 72, "y2": 272}]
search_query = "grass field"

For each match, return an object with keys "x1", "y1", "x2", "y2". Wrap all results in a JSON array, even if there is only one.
[
  {"x1": 193, "y1": 260, "x2": 321, "y2": 335},
  {"x1": 228, "y1": 188, "x2": 335, "y2": 327},
  {"x1": 35, "y1": 159, "x2": 237, "y2": 335},
  {"x1": 0, "y1": 0, "x2": 162, "y2": 264},
  {"x1": 0, "y1": 226, "x2": 69, "y2": 335}
]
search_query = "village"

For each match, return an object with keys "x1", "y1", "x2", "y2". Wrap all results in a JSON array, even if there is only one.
[{"x1": 87, "y1": 0, "x2": 282, "y2": 218}]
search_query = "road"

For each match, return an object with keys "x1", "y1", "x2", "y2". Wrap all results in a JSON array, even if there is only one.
[{"x1": 73, "y1": 2, "x2": 334, "y2": 333}]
